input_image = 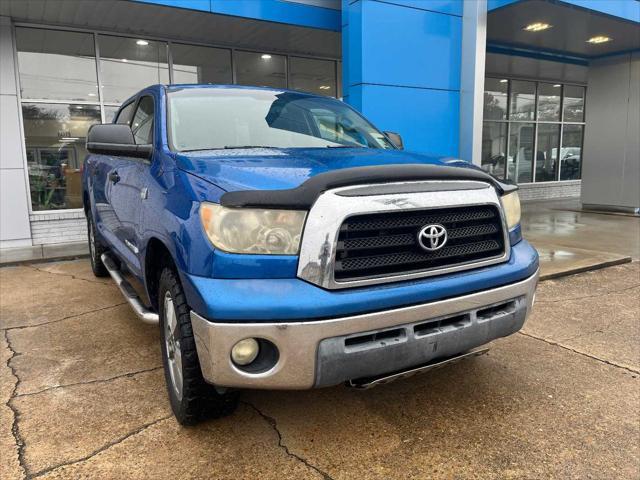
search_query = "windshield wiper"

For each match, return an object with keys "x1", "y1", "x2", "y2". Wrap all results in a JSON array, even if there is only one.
[
  {"x1": 326, "y1": 144, "x2": 366, "y2": 148},
  {"x1": 223, "y1": 145, "x2": 273, "y2": 149}
]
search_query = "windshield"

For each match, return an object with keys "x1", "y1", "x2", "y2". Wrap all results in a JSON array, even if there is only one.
[{"x1": 167, "y1": 88, "x2": 395, "y2": 151}]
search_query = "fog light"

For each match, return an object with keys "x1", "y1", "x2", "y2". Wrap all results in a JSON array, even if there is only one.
[{"x1": 231, "y1": 338, "x2": 260, "y2": 366}]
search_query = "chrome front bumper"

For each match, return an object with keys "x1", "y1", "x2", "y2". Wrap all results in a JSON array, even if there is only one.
[{"x1": 191, "y1": 269, "x2": 538, "y2": 390}]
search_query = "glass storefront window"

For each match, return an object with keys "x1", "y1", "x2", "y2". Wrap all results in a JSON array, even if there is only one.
[
  {"x1": 98, "y1": 35, "x2": 169, "y2": 104},
  {"x1": 13, "y1": 27, "x2": 339, "y2": 212},
  {"x1": 483, "y1": 78, "x2": 586, "y2": 183},
  {"x1": 289, "y1": 57, "x2": 336, "y2": 97},
  {"x1": 481, "y1": 122, "x2": 507, "y2": 178},
  {"x1": 563, "y1": 85, "x2": 585, "y2": 122},
  {"x1": 560, "y1": 124, "x2": 584, "y2": 180},
  {"x1": 509, "y1": 80, "x2": 536, "y2": 121},
  {"x1": 537, "y1": 83, "x2": 561, "y2": 121},
  {"x1": 535, "y1": 123, "x2": 560, "y2": 182},
  {"x1": 483, "y1": 78, "x2": 508, "y2": 120},
  {"x1": 15, "y1": 28, "x2": 98, "y2": 101},
  {"x1": 508, "y1": 123, "x2": 534, "y2": 184},
  {"x1": 22, "y1": 103, "x2": 101, "y2": 211},
  {"x1": 171, "y1": 43, "x2": 232, "y2": 84},
  {"x1": 235, "y1": 51, "x2": 287, "y2": 88}
]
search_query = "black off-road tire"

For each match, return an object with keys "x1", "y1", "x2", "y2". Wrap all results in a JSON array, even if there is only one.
[
  {"x1": 87, "y1": 213, "x2": 109, "y2": 277},
  {"x1": 158, "y1": 267, "x2": 238, "y2": 425}
]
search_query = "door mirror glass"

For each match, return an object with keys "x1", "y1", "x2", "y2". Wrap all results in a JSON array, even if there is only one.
[
  {"x1": 384, "y1": 131, "x2": 403, "y2": 149},
  {"x1": 86, "y1": 124, "x2": 152, "y2": 159}
]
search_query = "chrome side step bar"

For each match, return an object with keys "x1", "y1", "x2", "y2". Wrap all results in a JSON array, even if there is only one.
[
  {"x1": 347, "y1": 347, "x2": 490, "y2": 390},
  {"x1": 101, "y1": 253, "x2": 159, "y2": 325}
]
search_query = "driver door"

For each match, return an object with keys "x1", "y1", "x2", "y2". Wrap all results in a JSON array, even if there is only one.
[{"x1": 107, "y1": 95, "x2": 154, "y2": 275}]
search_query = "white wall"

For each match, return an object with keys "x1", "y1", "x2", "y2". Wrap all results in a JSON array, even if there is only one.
[
  {"x1": 581, "y1": 52, "x2": 640, "y2": 212},
  {"x1": 0, "y1": 16, "x2": 32, "y2": 248}
]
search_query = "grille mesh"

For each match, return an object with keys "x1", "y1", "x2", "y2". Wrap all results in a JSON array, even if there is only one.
[{"x1": 334, "y1": 206, "x2": 505, "y2": 281}]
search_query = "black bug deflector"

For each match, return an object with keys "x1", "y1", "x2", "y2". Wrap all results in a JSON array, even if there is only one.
[{"x1": 220, "y1": 164, "x2": 517, "y2": 209}]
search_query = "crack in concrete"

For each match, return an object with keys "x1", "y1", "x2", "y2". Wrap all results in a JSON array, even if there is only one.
[
  {"x1": 28, "y1": 265, "x2": 113, "y2": 286},
  {"x1": 15, "y1": 366, "x2": 163, "y2": 398},
  {"x1": 518, "y1": 331, "x2": 640, "y2": 375},
  {"x1": 535, "y1": 284, "x2": 640, "y2": 304},
  {"x1": 4, "y1": 329, "x2": 29, "y2": 479},
  {"x1": 242, "y1": 401, "x2": 334, "y2": 480},
  {"x1": 29, "y1": 414, "x2": 173, "y2": 479},
  {"x1": 1, "y1": 302, "x2": 127, "y2": 332}
]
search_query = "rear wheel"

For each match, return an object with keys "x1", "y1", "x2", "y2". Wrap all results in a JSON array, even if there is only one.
[
  {"x1": 87, "y1": 213, "x2": 108, "y2": 277},
  {"x1": 158, "y1": 267, "x2": 238, "y2": 425}
]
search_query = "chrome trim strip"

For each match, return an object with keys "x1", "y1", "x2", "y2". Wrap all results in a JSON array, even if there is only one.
[
  {"x1": 296, "y1": 180, "x2": 510, "y2": 289},
  {"x1": 347, "y1": 347, "x2": 490, "y2": 390},
  {"x1": 101, "y1": 253, "x2": 159, "y2": 325},
  {"x1": 190, "y1": 269, "x2": 538, "y2": 389}
]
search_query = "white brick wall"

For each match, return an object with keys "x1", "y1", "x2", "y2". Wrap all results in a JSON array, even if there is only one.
[
  {"x1": 29, "y1": 211, "x2": 87, "y2": 245},
  {"x1": 518, "y1": 181, "x2": 581, "y2": 202}
]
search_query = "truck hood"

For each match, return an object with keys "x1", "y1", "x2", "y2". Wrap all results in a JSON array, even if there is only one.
[{"x1": 173, "y1": 147, "x2": 474, "y2": 192}]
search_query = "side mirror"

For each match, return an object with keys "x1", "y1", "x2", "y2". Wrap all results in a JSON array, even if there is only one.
[
  {"x1": 384, "y1": 131, "x2": 403, "y2": 150},
  {"x1": 86, "y1": 124, "x2": 152, "y2": 159}
]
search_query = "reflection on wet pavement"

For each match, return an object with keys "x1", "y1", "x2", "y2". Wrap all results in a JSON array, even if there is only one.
[{"x1": 521, "y1": 198, "x2": 639, "y2": 278}]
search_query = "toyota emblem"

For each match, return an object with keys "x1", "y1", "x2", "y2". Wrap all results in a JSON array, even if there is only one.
[{"x1": 417, "y1": 224, "x2": 448, "y2": 251}]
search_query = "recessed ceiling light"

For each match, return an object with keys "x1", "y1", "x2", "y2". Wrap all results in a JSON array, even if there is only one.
[
  {"x1": 121, "y1": 58, "x2": 128, "y2": 62},
  {"x1": 523, "y1": 22, "x2": 552, "y2": 32},
  {"x1": 88, "y1": 93, "x2": 97, "y2": 96},
  {"x1": 261, "y1": 54, "x2": 272, "y2": 60},
  {"x1": 319, "y1": 85, "x2": 331, "y2": 90},
  {"x1": 587, "y1": 35, "x2": 611, "y2": 44},
  {"x1": 499, "y1": 79, "x2": 508, "y2": 83},
  {"x1": 553, "y1": 84, "x2": 561, "y2": 88},
  {"x1": 136, "y1": 40, "x2": 149, "y2": 46}
]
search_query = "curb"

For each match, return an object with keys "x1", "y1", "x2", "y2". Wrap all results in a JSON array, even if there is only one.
[{"x1": 539, "y1": 256, "x2": 633, "y2": 281}]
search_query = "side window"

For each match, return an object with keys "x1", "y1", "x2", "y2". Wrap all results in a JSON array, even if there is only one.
[
  {"x1": 131, "y1": 96, "x2": 154, "y2": 145},
  {"x1": 115, "y1": 101, "x2": 136, "y2": 125}
]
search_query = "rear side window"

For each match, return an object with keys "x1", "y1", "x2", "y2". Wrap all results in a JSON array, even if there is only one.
[
  {"x1": 115, "y1": 101, "x2": 136, "y2": 125},
  {"x1": 131, "y1": 96, "x2": 154, "y2": 144}
]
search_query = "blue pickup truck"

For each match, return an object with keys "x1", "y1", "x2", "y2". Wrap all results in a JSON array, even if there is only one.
[{"x1": 83, "y1": 84, "x2": 539, "y2": 425}]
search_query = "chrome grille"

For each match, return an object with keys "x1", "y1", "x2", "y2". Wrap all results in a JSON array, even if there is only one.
[{"x1": 334, "y1": 206, "x2": 505, "y2": 281}]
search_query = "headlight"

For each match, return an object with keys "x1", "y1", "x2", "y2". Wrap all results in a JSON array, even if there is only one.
[
  {"x1": 200, "y1": 202, "x2": 306, "y2": 255},
  {"x1": 501, "y1": 191, "x2": 521, "y2": 230}
]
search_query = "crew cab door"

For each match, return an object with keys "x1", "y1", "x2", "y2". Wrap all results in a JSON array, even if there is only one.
[
  {"x1": 91, "y1": 99, "x2": 137, "y2": 256},
  {"x1": 105, "y1": 95, "x2": 154, "y2": 275}
]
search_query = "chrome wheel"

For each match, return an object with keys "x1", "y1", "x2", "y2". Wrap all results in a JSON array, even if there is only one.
[{"x1": 163, "y1": 291, "x2": 183, "y2": 400}]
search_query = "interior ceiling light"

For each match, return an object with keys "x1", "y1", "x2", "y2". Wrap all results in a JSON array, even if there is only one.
[
  {"x1": 136, "y1": 39, "x2": 149, "y2": 46},
  {"x1": 587, "y1": 35, "x2": 611, "y2": 44},
  {"x1": 523, "y1": 22, "x2": 552, "y2": 32},
  {"x1": 121, "y1": 58, "x2": 128, "y2": 62},
  {"x1": 261, "y1": 54, "x2": 272, "y2": 59},
  {"x1": 319, "y1": 85, "x2": 331, "y2": 90},
  {"x1": 499, "y1": 79, "x2": 508, "y2": 83},
  {"x1": 553, "y1": 84, "x2": 561, "y2": 88}
]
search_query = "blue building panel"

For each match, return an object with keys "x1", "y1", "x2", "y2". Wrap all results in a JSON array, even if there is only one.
[
  {"x1": 373, "y1": 0, "x2": 463, "y2": 17},
  {"x1": 350, "y1": 84, "x2": 460, "y2": 157},
  {"x1": 349, "y1": 0, "x2": 462, "y2": 90},
  {"x1": 133, "y1": 0, "x2": 341, "y2": 31},
  {"x1": 343, "y1": 0, "x2": 462, "y2": 156}
]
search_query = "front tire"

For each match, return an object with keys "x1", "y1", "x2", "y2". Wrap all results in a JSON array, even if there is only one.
[
  {"x1": 158, "y1": 267, "x2": 238, "y2": 425},
  {"x1": 87, "y1": 213, "x2": 108, "y2": 277}
]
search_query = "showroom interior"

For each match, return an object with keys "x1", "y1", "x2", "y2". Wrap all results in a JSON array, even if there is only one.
[{"x1": 0, "y1": 0, "x2": 638, "y2": 260}]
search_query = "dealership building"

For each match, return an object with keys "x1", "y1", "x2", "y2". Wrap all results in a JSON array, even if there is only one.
[{"x1": 0, "y1": 0, "x2": 638, "y2": 260}]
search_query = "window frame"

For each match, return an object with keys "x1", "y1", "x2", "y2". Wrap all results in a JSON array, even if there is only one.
[
  {"x1": 11, "y1": 22, "x2": 340, "y2": 214},
  {"x1": 482, "y1": 77, "x2": 586, "y2": 185}
]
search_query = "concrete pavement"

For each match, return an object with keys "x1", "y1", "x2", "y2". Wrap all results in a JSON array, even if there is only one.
[{"x1": 1, "y1": 259, "x2": 639, "y2": 479}]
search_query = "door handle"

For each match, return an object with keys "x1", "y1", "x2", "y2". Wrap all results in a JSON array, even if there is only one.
[{"x1": 108, "y1": 171, "x2": 120, "y2": 184}]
